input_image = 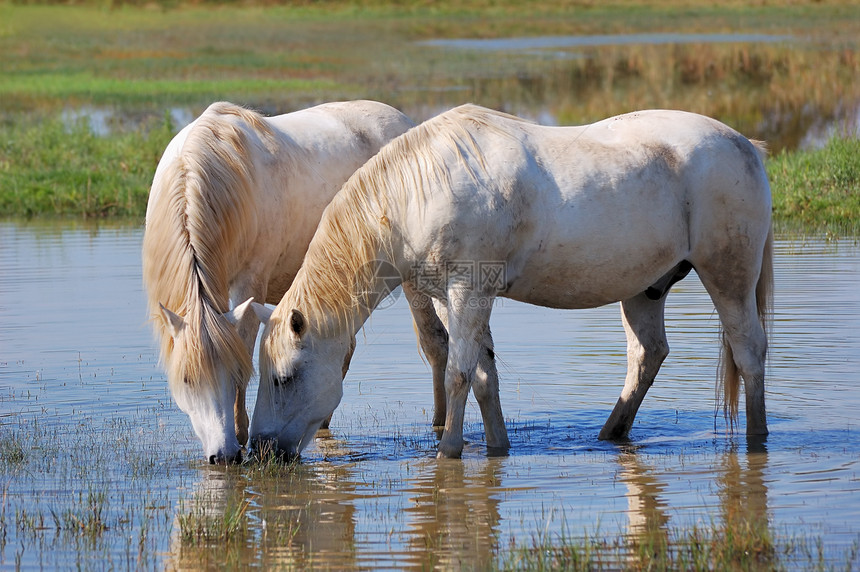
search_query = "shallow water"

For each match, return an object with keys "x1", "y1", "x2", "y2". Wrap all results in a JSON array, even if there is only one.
[{"x1": 1, "y1": 220, "x2": 859, "y2": 569}]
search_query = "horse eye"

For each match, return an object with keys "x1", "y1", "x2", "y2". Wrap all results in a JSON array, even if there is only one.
[{"x1": 272, "y1": 374, "x2": 293, "y2": 388}]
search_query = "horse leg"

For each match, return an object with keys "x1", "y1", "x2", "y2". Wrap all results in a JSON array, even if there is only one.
[
  {"x1": 694, "y1": 233, "x2": 770, "y2": 437},
  {"x1": 599, "y1": 292, "x2": 669, "y2": 441},
  {"x1": 433, "y1": 299, "x2": 508, "y2": 450},
  {"x1": 230, "y1": 279, "x2": 267, "y2": 447},
  {"x1": 427, "y1": 298, "x2": 451, "y2": 428},
  {"x1": 402, "y1": 286, "x2": 449, "y2": 430},
  {"x1": 471, "y1": 325, "x2": 510, "y2": 452},
  {"x1": 437, "y1": 286, "x2": 494, "y2": 459},
  {"x1": 708, "y1": 292, "x2": 768, "y2": 436}
]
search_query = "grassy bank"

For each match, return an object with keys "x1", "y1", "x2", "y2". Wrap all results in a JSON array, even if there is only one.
[
  {"x1": 769, "y1": 136, "x2": 860, "y2": 232},
  {"x1": 0, "y1": 1, "x2": 857, "y2": 228},
  {"x1": 0, "y1": 114, "x2": 174, "y2": 218},
  {"x1": 1, "y1": 115, "x2": 857, "y2": 231}
]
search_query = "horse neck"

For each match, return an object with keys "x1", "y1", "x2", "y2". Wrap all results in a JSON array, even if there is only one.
[
  {"x1": 345, "y1": 257, "x2": 403, "y2": 336},
  {"x1": 286, "y1": 205, "x2": 401, "y2": 339},
  {"x1": 144, "y1": 166, "x2": 244, "y2": 375}
]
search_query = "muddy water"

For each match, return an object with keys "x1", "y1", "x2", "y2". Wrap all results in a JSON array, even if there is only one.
[{"x1": 1, "y1": 220, "x2": 859, "y2": 569}]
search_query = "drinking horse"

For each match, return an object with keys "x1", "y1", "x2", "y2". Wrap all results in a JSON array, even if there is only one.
[
  {"x1": 250, "y1": 104, "x2": 773, "y2": 459},
  {"x1": 143, "y1": 100, "x2": 414, "y2": 463}
]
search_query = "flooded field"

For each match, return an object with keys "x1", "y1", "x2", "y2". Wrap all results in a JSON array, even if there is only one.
[{"x1": 1, "y1": 220, "x2": 859, "y2": 569}]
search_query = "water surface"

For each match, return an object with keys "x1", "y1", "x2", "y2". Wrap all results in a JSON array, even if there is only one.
[{"x1": 1, "y1": 221, "x2": 859, "y2": 569}]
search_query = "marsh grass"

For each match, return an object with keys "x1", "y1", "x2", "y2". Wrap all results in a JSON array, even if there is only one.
[
  {"x1": 175, "y1": 496, "x2": 250, "y2": 545},
  {"x1": 48, "y1": 489, "x2": 109, "y2": 540},
  {"x1": 768, "y1": 136, "x2": 860, "y2": 233},
  {"x1": 3, "y1": 3, "x2": 857, "y2": 132},
  {"x1": 496, "y1": 519, "x2": 845, "y2": 571},
  {"x1": 0, "y1": 388, "x2": 196, "y2": 570},
  {"x1": 0, "y1": 431, "x2": 27, "y2": 467},
  {"x1": 0, "y1": 113, "x2": 174, "y2": 218},
  {"x1": 3, "y1": 391, "x2": 859, "y2": 570},
  {"x1": 1, "y1": 3, "x2": 858, "y2": 224}
]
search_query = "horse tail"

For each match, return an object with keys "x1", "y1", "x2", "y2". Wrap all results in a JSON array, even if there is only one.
[
  {"x1": 143, "y1": 102, "x2": 269, "y2": 393},
  {"x1": 750, "y1": 139, "x2": 769, "y2": 161},
  {"x1": 719, "y1": 144, "x2": 774, "y2": 427}
]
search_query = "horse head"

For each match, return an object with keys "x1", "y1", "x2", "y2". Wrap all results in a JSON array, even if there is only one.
[
  {"x1": 249, "y1": 304, "x2": 355, "y2": 460},
  {"x1": 158, "y1": 298, "x2": 256, "y2": 464}
]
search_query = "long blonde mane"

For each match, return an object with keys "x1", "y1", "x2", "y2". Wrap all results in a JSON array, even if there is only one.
[
  {"x1": 265, "y1": 105, "x2": 528, "y2": 345},
  {"x1": 143, "y1": 102, "x2": 277, "y2": 393}
]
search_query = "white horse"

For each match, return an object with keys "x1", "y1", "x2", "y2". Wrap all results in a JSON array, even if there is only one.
[
  {"x1": 143, "y1": 100, "x2": 414, "y2": 464},
  {"x1": 250, "y1": 104, "x2": 773, "y2": 460}
]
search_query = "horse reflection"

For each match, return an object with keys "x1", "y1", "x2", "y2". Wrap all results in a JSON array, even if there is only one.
[
  {"x1": 167, "y1": 453, "x2": 361, "y2": 571},
  {"x1": 618, "y1": 450, "x2": 670, "y2": 554},
  {"x1": 166, "y1": 467, "x2": 252, "y2": 570},
  {"x1": 617, "y1": 441, "x2": 770, "y2": 566},
  {"x1": 717, "y1": 442, "x2": 770, "y2": 537},
  {"x1": 403, "y1": 457, "x2": 504, "y2": 569}
]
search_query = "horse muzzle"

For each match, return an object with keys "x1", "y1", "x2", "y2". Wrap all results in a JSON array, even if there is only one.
[
  {"x1": 248, "y1": 434, "x2": 300, "y2": 463},
  {"x1": 208, "y1": 448, "x2": 243, "y2": 465}
]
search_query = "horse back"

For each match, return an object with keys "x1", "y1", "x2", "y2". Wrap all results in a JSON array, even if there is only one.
[{"x1": 398, "y1": 107, "x2": 771, "y2": 309}]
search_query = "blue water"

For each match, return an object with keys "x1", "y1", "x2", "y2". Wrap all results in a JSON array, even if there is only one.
[{"x1": 1, "y1": 221, "x2": 859, "y2": 569}]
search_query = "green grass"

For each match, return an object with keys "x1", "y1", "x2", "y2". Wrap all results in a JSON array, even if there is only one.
[
  {"x1": 0, "y1": 1, "x2": 857, "y2": 225},
  {"x1": 0, "y1": 74, "x2": 339, "y2": 109},
  {"x1": 769, "y1": 136, "x2": 860, "y2": 233},
  {"x1": 0, "y1": 113, "x2": 174, "y2": 217},
  {"x1": 1, "y1": 113, "x2": 857, "y2": 229},
  {"x1": 1, "y1": 1, "x2": 857, "y2": 116}
]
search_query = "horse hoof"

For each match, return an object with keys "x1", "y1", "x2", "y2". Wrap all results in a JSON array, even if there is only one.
[
  {"x1": 436, "y1": 440, "x2": 463, "y2": 459},
  {"x1": 597, "y1": 425, "x2": 630, "y2": 442}
]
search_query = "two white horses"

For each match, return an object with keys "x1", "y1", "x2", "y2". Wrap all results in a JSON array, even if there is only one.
[
  {"x1": 250, "y1": 104, "x2": 773, "y2": 459},
  {"x1": 143, "y1": 101, "x2": 414, "y2": 464}
]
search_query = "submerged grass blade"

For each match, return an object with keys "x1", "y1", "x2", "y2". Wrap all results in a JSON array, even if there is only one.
[{"x1": 176, "y1": 497, "x2": 251, "y2": 546}]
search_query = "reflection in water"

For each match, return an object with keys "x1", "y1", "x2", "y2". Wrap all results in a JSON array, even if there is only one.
[
  {"x1": 166, "y1": 442, "x2": 775, "y2": 568},
  {"x1": 251, "y1": 460, "x2": 360, "y2": 570},
  {"x1": 617, "y1": 441, "x2": 772, "y2": 567},
  {"x1": 168, "y1": 454, "x2": 362, "y2": 570},
  {"x1": 166, "y1": 451, "x2": 506, "y2": 569},
  {"x1": 717, "y1": 441, "x2": 772, "y2": 560},
  {"x1": 168, "y1": 469, "x2": 252, "y2": 570},
  {"x1": 618, "y1": 448, "x2": 670, "y2": 558},
  {"x1": 402, "y1": 458, "x2": 503, "y2": 570}
]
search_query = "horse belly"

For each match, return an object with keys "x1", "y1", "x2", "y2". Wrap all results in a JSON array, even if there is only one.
[
  {"x1": 503, "y1": 212, "x2": 688, "y2": 309},
  {"x1": 504, "y1": 254, "x2": 673, "y2": 309}
]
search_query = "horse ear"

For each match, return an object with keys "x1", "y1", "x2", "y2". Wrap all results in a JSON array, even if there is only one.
[
  {"x1": 224, "y1": 297, "x2": 254, "y2": 326},
  {"x1": 159, "y1": 303, "x2": 185, "y2": 338},
  {"x1": 251, "y1": 301, "x2": 274, "y2": 325},
  {"x1": 288, "y1": 309, "x2": 306, "y2": 337}
]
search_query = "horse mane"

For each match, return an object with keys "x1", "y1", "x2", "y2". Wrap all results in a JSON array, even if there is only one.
[
  {"x1": 143, "y1": 102, "x2": 275, "y2": 394},
  {"x1": 265, "y1": 104, "x2": 528, "y2": 345}
]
